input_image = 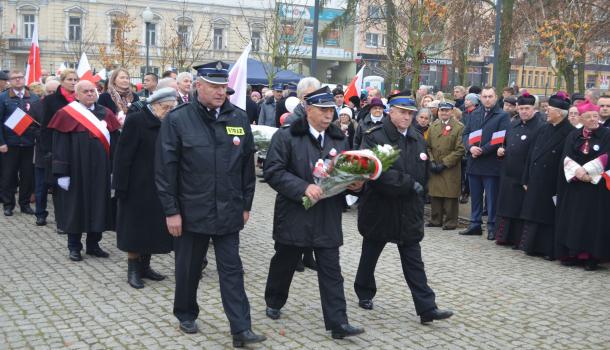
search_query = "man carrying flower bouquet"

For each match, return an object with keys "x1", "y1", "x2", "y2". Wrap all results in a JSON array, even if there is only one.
[
  {"x1": 354, "y1": 91, "x2": 454, "y2": 324},
  {"x1": 263, "y1": 86, "x2": 365, "y2": 340}
]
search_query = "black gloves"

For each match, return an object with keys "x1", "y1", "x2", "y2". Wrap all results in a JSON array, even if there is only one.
[
  {"x1": 430, "y1": 162, "x2": 446, "y2": 174},
  {"x1": 413, "y1": 181, "x2": 424, "y2": 195}
]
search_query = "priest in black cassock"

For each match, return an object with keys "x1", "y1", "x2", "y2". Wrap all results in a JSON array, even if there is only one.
[
  {"x1": 519, "y1": 92, "x2": 574, "y2": 259},
  {"x1": 495, "y1": 92, "x2": 544, "y2": 247},
  {"x1": 555, "y1": 102, "x2": 610, "y2": 270},
  {"x1": 47, "y1": 80, "x2": 121, "y2": 262}
]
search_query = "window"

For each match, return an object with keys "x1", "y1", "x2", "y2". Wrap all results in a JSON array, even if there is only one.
[
  {"x1": 67, "y1": 62, "x2": 78, "y2": 69},
  {"x1": 23, "y1": 14, "x2": 35, "y2": 39},
  {"x1": 586, "y1": 75, "x2": 597, "y2": 88},
  {"x1": 213, "y1": 28, "x2": 224, "y2": 50},
  {"x1": 146, "y1": 23, "x2": 156, "y2": 46},
  {"x1": 368, "y1": 6, "x2": 383, "y2": 19},
  {"x1": 140, "y1": 66, "x2": 160, "y2": 76},
  {"x1": 68, "y1": 16, "x2": 82, "y2": 41},
  {"x1": 252, "y1": 31, "x2": 261, "y2": 52},
  {"x1": 381, "y1": 34, "x2": 387, "y2": 48},
  {"x1": 325, "y1": 28, "x2": 339, "y2": 47},
  {"x1": 177, "y1": 25, "x2": 190, "y2": 47},
  {"x1": 110, "y1": 18, "x2": 119, "y2": 43},
  {"x1": 469, "y1": 45, "x2": 480, "y2": 56},
  {"x1": 365, "y1": 33, "x2": 379, "y2": 48}
]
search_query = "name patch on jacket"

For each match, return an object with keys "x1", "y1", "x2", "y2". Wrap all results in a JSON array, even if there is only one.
[{"x1": 226, "y1": 126, "x2": 245, "y2": 135}]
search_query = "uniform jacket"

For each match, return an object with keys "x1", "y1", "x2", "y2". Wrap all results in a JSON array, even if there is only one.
[
  {"x1": 427, "y1": 118, "x2": 465, "y2": 198},
  {"x1": 354, "y1": 113, "x2": 386, "y2": 150},
  {"x1": 0, "y1": 88, "x2": 40, "y2": 147},
  {"x1": 462, "y1": 104, "x2": 511, "y2": 176},
  {"x1": 258, "y1": 96, "x2": 277, "y2": 126},
  {"x1": 155, "y1": 99, "x2": 256, "y2": 235},
  {"x1": 264, "y1": 116, "x2": 349, "y2": 248},
  {"x1": 358, "y1": 118, "x2": 428, "y2": 246},
  {"x1": 520, "y1": 117, "x2": 574, "y2": 224}
]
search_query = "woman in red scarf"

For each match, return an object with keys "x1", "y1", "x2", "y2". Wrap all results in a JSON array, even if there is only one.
[{"x1": 98, "y1": 68, "x2": 138, "y2": 125}]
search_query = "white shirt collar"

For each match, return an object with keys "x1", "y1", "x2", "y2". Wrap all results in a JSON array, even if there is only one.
[
  {"x1": 207, "y1": 107, "x2": 220, "y2": 118},
  {"x1": 309, "y1": 124, "x2": 325, "y2": 140},
  {"x1": 79, "y1": 102, "x2": 95, "y2": 111},
  {"x1": 13, "y1": 88, "x2": 25, "y2": 96},
  {"x1": 399, "y1": 127, "x2": 408, "y2": 136}
]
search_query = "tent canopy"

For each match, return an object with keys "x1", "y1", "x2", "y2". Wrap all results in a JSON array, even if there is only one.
[{"x1": 229, "y1": 58, "x2": 303, "y2": 85}]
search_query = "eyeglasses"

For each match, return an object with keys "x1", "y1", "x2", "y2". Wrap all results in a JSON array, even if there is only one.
[{"x1": 10, "y1": 76, "x2": 25, "y2": 81}]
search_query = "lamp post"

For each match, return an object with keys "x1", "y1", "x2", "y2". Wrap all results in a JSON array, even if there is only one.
[
  {"x1": 142, "y1": 7, "x2": 154, "y2": 77},
  {"x1": 521, "y1": 52, "x2": 527, "y2": 88},
  {"x1": 311, "y1": 0, "x2": 320, "y2": 78}
]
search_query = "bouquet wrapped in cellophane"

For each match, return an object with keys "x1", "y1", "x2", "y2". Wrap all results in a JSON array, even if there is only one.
[
  {"x1": 303, "y1": 144, "x2": 400, "y2": 209},
  {"x1": 251, "y1": 125, "x2": 278, "y2": 155}
]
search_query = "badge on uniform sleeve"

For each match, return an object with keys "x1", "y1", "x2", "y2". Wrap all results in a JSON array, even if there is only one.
[
  {"x1": 593, "y1": 144, "x2": 600, "y2": 151},
  {"x1": 420, "y1": 152, "x2": 428, "y2": 161},
  {"x1": 226, "y1": 126, "x2": 245, "y2": 136},
  {"x1": 233, "y1": 136, "x2": 241, "y2": 146},
  {"x1": 521, "y1": 135, "x2": 527, "y2": 141}
]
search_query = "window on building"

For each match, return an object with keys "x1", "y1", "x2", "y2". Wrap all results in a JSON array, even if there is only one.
[
  {"x1": 214, "y1": 28, "x2": 224, "y2": 50},
  {"x1": 469, "y1": 45, "x2": 480, "y2": 56},
  {"x1": 177, "y1": 25, "x2": 190, "y2": 47},
  {"x1": 586, "y1": 75, "x2": 597, "y2": 88},
  {"x1": 381, "y1": 34, "x2": 387, "y2": 47},
  {"x1": 110, "y1": 18, "x2": 119, "y2": 43},
  {"x1": 251, "y1": 31, "x2": 261, "y2": 52},
  {"x1": 146, "y1": 23, "x2": 157, "y2": 46},
  {"x1": 23, "y1": 14, "x2": 35, "y2": 39},
  {"x1": 67, "y1": 62, "x2": 78, "y2": 69},
  {"x1": 368, "y1": 6, "x2": 383, "y2": 19},
  {"x1": 365, "y1": 33, "x2": 379, "y2": 48},
  {"x1": 68, "y1": 16, "x2": 82, "y2": 41},
  {"x1": 140, "y1": 66, "x2": 160, "y2": 77}
]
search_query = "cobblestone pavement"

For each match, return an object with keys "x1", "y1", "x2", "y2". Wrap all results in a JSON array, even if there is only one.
[{"x1": 1, "y1": 182, "x2": 610, "y2": 350}]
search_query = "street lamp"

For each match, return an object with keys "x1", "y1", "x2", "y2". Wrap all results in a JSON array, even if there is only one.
[
  {"x1": 142, "y1": 7, "x2": 154, "y2": 76},
  {"x1": 521, "y1": 52, "x2": 527, "y2": 88}
]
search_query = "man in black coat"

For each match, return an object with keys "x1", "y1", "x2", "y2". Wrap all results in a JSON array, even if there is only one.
[
  {"x1": 155, "y1": 61, "x2": 265, "y2": 347},
  {"x1": 263, "y1": 86, "x2": 364, "y2": 340},
  {"x1": 494, "y1": 93, "x2": 544, "y2": 247},
  {"x1": 459, "y1": 87, "x2": 511, "y2": 240},
  {"x1": 354, "y1": 92, "x2": 453, "y2": 324},
  {"x1": 519, "y1": 93, "x2": 574, "y2": 259},
  {"x1": 353, "y1": 97, "x2": 386, "y2": 150}
]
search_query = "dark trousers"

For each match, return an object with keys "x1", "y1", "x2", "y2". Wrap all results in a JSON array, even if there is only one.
[
  {"x1": 67, "y1": 232, "x2": 102, "y2": 251},
  {"x1": 468, "y1": 174, "x2": 499, "y2": 232},
  {"x1": 461, "y1": 158, "x2": 469, "y2": 195},
  {"x1": 354, "y1": 239, "x2": 437, "y2": 315},
  {"x1": 430, "y1": 197, "x2": 459, "y2": 228},
  {"x1": 34, "y1": 167, "x2": 50, "y2": 218},
  {"x1": 265, "y1": 242, "x2": 348, "y2": 330},
  {"x1": 1, "y1": 146, "x2": 34, "y2": 209},
  {"x1": 174, "y1": 231, "x2": 251, "y2": 334}
]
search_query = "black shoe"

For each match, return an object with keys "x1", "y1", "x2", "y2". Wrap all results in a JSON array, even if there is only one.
[
  {"x1": 140, "y1": 254, "x2": 166, "y2": 281},
  {"x1": 358, "y1": 299, "x2": 373, "y2": 310},
  {"x1": 295, "y1": 258, "x2": 305, "y2": 272},
  {"x1": 420, "y1": 309, "x2": 454, "y2": 324},
  {"x1": 4, "y1": 208, "x2": 13, "y2": 216},
  {"x1": 35, "y1": 217, "x2": 47, "y2": 226},
  {"x1": 459, "y1": 226, "x2": 482, "y2": 236},
  {"x1": 482, "y1": 209, "x2": 488, "y2": 216},
  {"x1": 69, "y1": 250, "x2": 82, "y2": 261},
  {"x1": 487, "y1": 231, "x2": 496, "y2": 240},
  {"x1": 232, "y1": 329, "x2": 266, "y2": 348},
  {"x1": 331, "y1": 324, "x2": 365, "y2": 339},
  {"x1": 86, "y1": 247, "x2": 109, "y2": 258},
  {"x1": 584, "y1": 260, "x2": 599, "y2": 271},
  {"x1": 57, "y1": 229, "x2": 66, "y2": 235},
  {"x1": 426, "y1": 223, "x2": 442, "y2": 227},
  {"x1": 459, "y1": 195, "x2": 469, "y2": 204},
  {"x1": 442, "y1": 226, "x2": 457, "y2": 231},
  {"x1": 20, "y1": 206, "x2": 35, "y2": 215},
  {"x1": 127, "y1": 258, "x2": 144, "y2": 289},
  {"x1": 265, "y1": 307, "x2": 281, "y2": 320},
  {"x1": 179, "y1": 320, "x2": 198, "y2": 334},
  {"x1": 303, "y1": 253, "x2": 317, "y2": 271}
]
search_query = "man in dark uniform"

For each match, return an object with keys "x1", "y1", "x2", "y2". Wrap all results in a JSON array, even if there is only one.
[
  {"x1": 263, "y1": 86, "x2": 364, "y2": 340},
  {"x1": 353, "y1": 97, "x2": 386, "y2": 150},
  {"x1": 354, "y1": 91, "x2": 453, "y2": 324},
  {"x1": 155, "y1": 61, "x2": 266, "y2": 347},
  {"x1": 494, "y1": 92, "x2": 544, "y2": 247}
]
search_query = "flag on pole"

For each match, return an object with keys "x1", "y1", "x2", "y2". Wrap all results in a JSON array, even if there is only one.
[
  {"x1": 344, "y1": 65, "x2": 365, "y2": 102},
  {"x1": 25, "y1": 23, "x2": 41, "y2": 85},
  {"x1": 228, "y1": 42, "x2": 252, "y2": 110},
  {"x1": 490, "y1": 130, "x2": 506, "y2": 145},
  {"x1": 4, "y1": 108, "x2": 34, "y2": 136},
  {"x1": 95, "y1": 68, "x2": 107, "y2": 81},
  {"x1": 77, "y1": 53, "x2": 101, "y2": 83},
  {"x1": 468, "y1": 129, "x2": 483, "y2": 145}
]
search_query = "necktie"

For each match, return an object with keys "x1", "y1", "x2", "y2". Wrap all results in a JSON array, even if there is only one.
[
  {"x1": 317, "y1": 134, "x2": 323, "y2": 148},
  {"x1": 183, "y1": 95, "x2": 189, "y2": 103},
  {"x1": 18, "y1": 92, "x2": 23, "y2": 99}
]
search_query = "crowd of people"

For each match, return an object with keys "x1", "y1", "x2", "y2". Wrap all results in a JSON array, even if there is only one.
[{"x1": 1, "y1": 63, "x2": 609, "y2": 346}]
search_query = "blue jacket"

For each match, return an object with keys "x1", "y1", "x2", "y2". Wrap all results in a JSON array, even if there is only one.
[
  {"x1": 0, "y1": 88, "x2": 40, "y2": 147},
  {"x1": 462, "y1": 104, "x2": 510, "y2": 176}
]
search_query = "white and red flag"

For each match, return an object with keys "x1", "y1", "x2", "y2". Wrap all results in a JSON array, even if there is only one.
[
  {"x1": 228, "y1": 43, "x2": 251, "y2": 110},
  {"x1": 25, "y1": 23, "x2": 41, "y2": 85},
  {"x1": 490, "y1": 130, "x2": 506, "y2": 145},
  {"x1": 77, "y1": 53, "x2": 101, "y2": 83},
  {"x1": 344, "y1": 65, "x2": 365, "y2": 102},
  {"x1": 468, "y1": 129, "x2": 483, "y2": 145},
  {"x1": 4, "y1": 107, "x2": 34, "y2": 136}
]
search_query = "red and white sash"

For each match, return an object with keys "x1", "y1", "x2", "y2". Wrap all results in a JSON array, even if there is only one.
[{"x1": 63, "y1": 101, "x2": 111, "y2": 154}]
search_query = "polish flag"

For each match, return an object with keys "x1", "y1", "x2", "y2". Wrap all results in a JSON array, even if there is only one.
[
  {"x1": 77, "y1": 53, "x2": 100, "y2": 83},
  {"x1": 4, "y1": 108, "x2": 34, "y2": 136},
  {"x1": 468, "y1": 129, "x2": 483, "y2": 145},
  {"x1": 490, "y1": 130, "x2": 506, "y2": 145},
  {"x1": 228, "y1": 42, "x2": 251, "y2": 110},
  {"x1": 25, "y1": 23, "x2": 42, "y2": 85},
  {"x1": 344, "y1": 65, "x2": 365, "y2": 102},
  {"x1": 95, "y1": 68, "x2": 107, "y2": 81}
]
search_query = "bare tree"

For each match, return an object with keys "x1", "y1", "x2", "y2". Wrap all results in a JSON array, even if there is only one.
[
  {"x1": 64, "y1": 26, "x2": 97, "y2": 67},
  {"x1": 98, "y1": 9, "x2": 141, "y2": 70}
]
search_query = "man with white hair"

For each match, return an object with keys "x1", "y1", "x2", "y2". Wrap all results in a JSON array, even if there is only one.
[
  {"x1": 47, "y1": 80, "x2": 121, "y2": 261},
  {"x1": 176, "y1": 72, "x2": 193, "y2": 105},
  {"x1": 44, "y1": 80, "x2": 61, "y2": 96},
  {"x1": 283, "y1": 77, "x2": 321, "y2": 125}
]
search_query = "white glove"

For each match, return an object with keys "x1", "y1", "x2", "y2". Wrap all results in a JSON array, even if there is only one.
[{"x1": 58, "y1": 177, "x2": 70, "y2": 191}]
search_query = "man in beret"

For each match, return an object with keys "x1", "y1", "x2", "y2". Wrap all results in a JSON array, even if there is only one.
[
  {"x1": 155, "y1": 61, "x2": 266, "y2": 347},
  {"x1": 502, "y1": 96, "x2": 518, "y2": 121},
  {"x1": 518, "y1": 92, "x2": 574, "y2": 259},
  {"x1": 355, "y1": 91, "x2": 453, "y2": 324}
]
